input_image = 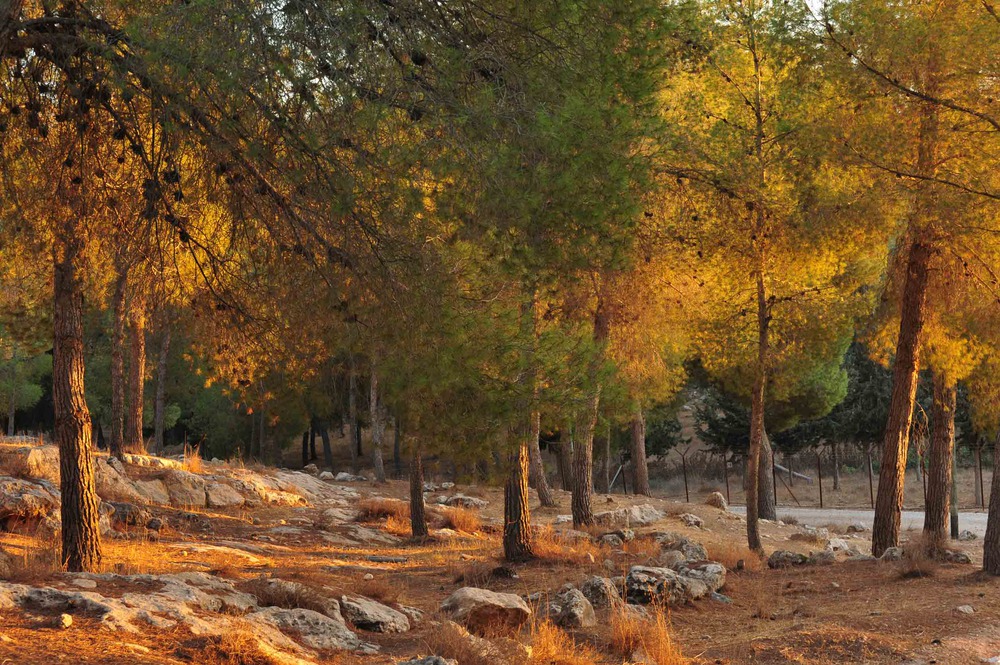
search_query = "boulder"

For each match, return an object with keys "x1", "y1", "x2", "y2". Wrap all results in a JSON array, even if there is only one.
[
  {"x1": 578, "y1": 576, "x2": 620, "y2": 609},
  {"x1": 0, "y1": 445, "x2": 59, "y2": 482},
  {"x1": 625, "y1": 566, "x2": 706, "y2": 606},
  {"x1": 93, "y1": 458, "x2": 147, "y2": 505},
  {"x1": 302, "y1": 464, "x2": 318, "y2": 475},
  {"x1": 846, "y1": 522, "x2": 868, "y2": 534},
  {"x1": 599, "y1": 533, "x2": 624, "y2": 548},
  {"x1": 958, "y1": 530, "x2": 978, "y2": 542},
  {"x1": 438, "y1": 495, "x2": 488, "y2": 509},
  {"x1": 788, "y1": 526, "x2": 829, "y2": 542},
  {"x1": 549, "y1": 587, "x2": 595, "y2": 629},
  {"x1": 942, "y1": 549, "x2": 973, "y2": 564},
  {"x1": 594, "y1": 504, "x2": 665, "y2": 528},
  {"x1": 679, "y1": 513, "x2": 704, "y2": 528},
  {"x1": 654, "y1": 550, "x2": 686, "y2": 568},
  {"x1": 767, "y1": 551, "x2": 809, "y2": 569},
  {"x1": 107, "y1": 502, "x2": 152, "y2": 529},
  {"x1": 248, "y1": 606, "x2": 376, "y2": 653},
  {"x1": 705, "y1": 492, "x2": 728, "y2": 511},
  {"x1": 397, "y1": 658, "x2": 457, "y2": 665},
  {"x1": 319, "y1": 471, "x2": 334, "y2": 481},
  {"x1": 671, "y1": 561, "x2": 726, "y2": 593},
  {"x1": 160, "y1": 470, "x2": 207, "y2": 508},
  {"x1": 131, "y1": 479, "x2": 170, "y2": 505},
  {"x1": 205, "y1": 481, "x2": 245, "y2": 508},
  {"x1": 340, "y1": 595, "x2": 410, "y2": 633},
  {"x1": 0, "y1": 476, "x2": 60, "y2": 527},
  {"x1": 334, "y1": 472, "x2": 367, "y2": 482},
  {"x1": 807, "y1": 550, "x2": 836, "y2": 566},
  {"x1": 440, "y1": 588, "x2": 531, "y2": 633},
  {"x1": 655, "y1": 532, "x2": 708, "y2": 562},
  {"x1": 879, "y1": 547, "x2": 903, "y2": 562}
]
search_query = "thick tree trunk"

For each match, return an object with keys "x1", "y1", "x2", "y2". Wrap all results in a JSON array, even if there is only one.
[
  {"x1": 153, "y1": 325, "x2": 170, "y2": 455},
  {"x1": 503, "y1": 442, "x2": 534, "y2": 561},
  {"x1": 745, "y1": 271, "x2": 770, "y2": 554},
  {"x1": 526, "y1": 411, "x2": 555, "y2": 507},
  {"x1": 348, "y1": 359, "x2": 359, "y2": 473},
  {"x1": 53, "y1": 230, "x2": 102, "y2": 572},
  {"x1": 631, "y1": 408, "x2": 651, "y2": 496},
  {"x1": 125, "y1": 294, "x2": 146, "y2": 453},
  {"x1": 109, "y1": 272, "x2": 127, "y2": 459},
  {"x1": 409, "y1": 444, "x2": 427, "y2": 539},
  {"x1": 370, "y1": 367, "x2": 386, "y2": 483},
  {"x1": 923, "y1": 373, "x2": 956, "y2": 551},
  {"x1": 984, "y1": 432, "x2": 1000, "y2": 574},
  {"x1": 832, "y1": 442, "x2": 841, "y2": 491},
  {"x1": 758, "y1": 430, "x2": 777, "y2": 521},
  {"x1": 872, "y1": 241, "x2": 933, "y2": 557}
]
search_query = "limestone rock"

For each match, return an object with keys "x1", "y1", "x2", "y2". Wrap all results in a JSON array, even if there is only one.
[
  {"x1": 160, "y1": 470, "x2": 207, "y2": 508},
  {"x1": 679, "y1": 513, "x2": 704, "y2": 528},
  {"x1": 578, "y1": 576, "x2": 620, "y2": 609},
  {"x1": 958, "y1": 530, "x2": 978, "y2": 542},
  {"x1": 205, "y1": 481, "x2": 245, "y2": 508},
  {"x1": 625, "y1": 566, "x2": 705, "y2": 606},
  {"x1": 440, "y1": 587, "x2": 531, "y2": 633},
  {"x1": 655, "y1": 532, "x2": 708, "y2": 562},
  {"x1": 594, "y1": 504, "x2": 665, "y2": 528},
  {"x1": 705, "y1": 492, "x2": 728, "y2": 511},
  {"x1": 396, "y1": 658, "x2": 457, "y2": 665},
  {"x1": 879, "y1": 547, "x2": 903, "y2": 562},
  {"x1": 767, "y1": 551, "x2": 809, "y2": 569},
  {"x1": 249, "y1": 606, "x2": 377, "y2": 653},
  {"x1": 671, "y1": 561, "x2": 726, "y2": 593},
  {"x1": 0, "y1": 476, "x2": 60, "y2": 527},
  {"x1": 340, "y1": 595, "x2": 410, "y2": 633}
]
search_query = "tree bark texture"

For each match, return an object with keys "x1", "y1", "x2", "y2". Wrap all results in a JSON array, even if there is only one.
[
  {"x1": 526, "y1": 410, "x2": 555, "y2": 507},
  {"x1": 503, "y1": 442, "x2": 534, "y2": 562},
  {"x1": 409, "y1": 444, "x2": 427, "y2": 539},
  {"x1": 923, "y1": 373, "x2": 956, "y2": 550},
  {"x1": 125, "y1": 292, "x2": 146, "y2": 453},
  {"x1": 983, "y1": 432, "x2": 1000, "y2": 574},
  {"x1": 109, "y1": 272, "x2": 127, "y2": 459},
  {"x1": 631, "y1": 408, "x2": 651, "y2": 496},
  {"x1": 370, "y1": 367, "x2": 386, "y2": 482},
  {"x1": 153, "y1": 325, "x2": 170, "y2": 455}
]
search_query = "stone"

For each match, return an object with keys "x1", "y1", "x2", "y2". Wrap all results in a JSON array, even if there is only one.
[
  {"x1": 440, "y1": 587, "x2": 531, "y2": 633},
  {"x1": 578, "y1": 576, "x2": 620, "y2": 609},
  {"x1": 788, "y1": 526, "x2": 829, "y2": 542},
  {"x1": 303, "y1": 464, "x2": 318, "y2": 474},
  {"x1": 249, "y1": 606, "x2": 376, "y2": 653},
  {"x1": 340, "y1": 595, "x2": 410, "y2": 633},
  {"x1": 334, "y1": 472, "x2": 367, "y2": 482},
  {"x1": 826, "y1": 538, "x2": 854, "y2": 554},
  {"x1": 846, "y1": 522, "x2": 868, "y2": 534},
  {"x1": 807, "y1": 550, "x2": 836, "y2": 566},
  {"x1": 398, "y1": 605, "x2": 424, "y2": 625},
  {"x1": 679, "y1": 513, "x2": 704, "y2": 528},
  {"x1": 655, "y1": 550, "x2": 686, "y2": 568},
  {"x1": 438, "y1": 494, "x2": 488, "y2": 509},
  {"x1": 671, "y1": 561, "x2": 726, "y2": 593},
  {"x1": 319, "y1": 471, "x2": 334, "y2": 481},
  {"x1": 767, "y1": 551, "x2": 809, "y2": 569},
  {"x1": 879, "y1": 547, "x2": 904, "y2": 562},
  {"x1": 625, "y1": 566, "x2": 705, "y2": 606},
  {"x1": 58, "y1": 613, "x2": 73, "y2": 629},
  {"x1": 0, "y1": 476, "x2": 60, "y2": 527},
  {"x1": 956, "y1": 605, "x2": 975, "y2": 615},
  {"x1": 160, "y1": 470, "x2": 207, "y2": 508},
  {"x1": 146, "y1": 517, "x2": 163, "y2": 532},
  {"x1": 942, "y1": 550, "x2": 973, "y2": 565},
  {"x1": 93, "y1": 458, "x2": 147, "y2": 505},
  {"x1": 655, "y1": 532, "x2": 708, "y2": 561},
  {"x1": 599, "y1": 533, "x2": 624, "y2": 548},
  {"x1": 107, "y1": 502, "x2": 152, "y2": 529},
  {"x1": 205, "y1": 481, "x2": 245, "y2": 508},
  {"x1": 705, "y1": 492, "x2": 728, "y2": 511},
  {"x1": 363, "y1": 574, "x2": 374, "y2": 581},
  {"x1": 552, "y1": 587, "x2": 595, "y2": 628},
  {"x1": 0, "y1": 445, "x2": 59, "y2": 482},
  {"x1": 397, "y1": 658, "x2": 457, "y2": 665},
  {"x1": 958, "y1": 530, "x2": 978, "y2": 541},
  {"x1": 132, "y1": 479, "x2": 171, "y2": 505},
  {"x1": 594, "y1": 504, "x2": 665, "y2": 528}
]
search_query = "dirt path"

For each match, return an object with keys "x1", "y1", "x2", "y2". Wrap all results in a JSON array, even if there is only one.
[{"x1": 730, "y1": 505, "x2": 991, "y2": 536}]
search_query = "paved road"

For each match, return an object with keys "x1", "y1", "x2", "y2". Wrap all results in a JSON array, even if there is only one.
[{"x1": 729, "y1": 505, "x2": 991, "y2": 537}]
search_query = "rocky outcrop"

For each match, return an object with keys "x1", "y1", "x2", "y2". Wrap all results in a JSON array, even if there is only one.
[
  {"x1": 0, "y1": 476, "x2": 60, "y2": 528},
  {"x1": 671, "y1": 561, "x2": 726, "y2": 593},
  {"x1": 549, "y1": 587, "x2": 595, "y2": 628},
  {"x1": 655, "y1": 532, "x2": 708, "y2": 562},
  {"x1": 768, "y1": 550, "x2": 809, "y2": 568},
  {"x1": 594, "y1": 504, "x2": 665, "y2": 528},
  {"x1": 250, "y1": 606, "x2": 377, "y2": 653},
  {"x1": 705, "y1": 492, "x2": 728, "y2": 510},
  {"x1": 340, "y1": 595, "x2": 410, "y2": 633},
  {"x1": 625, "y1": 566, "x2": 709, "y2": 606},
  {"x1": 579, "y1": 576, "x2": 621, "y2": 609},
  {"x1": 440, "y1": 587, "x2": 531, "y2": 633}
]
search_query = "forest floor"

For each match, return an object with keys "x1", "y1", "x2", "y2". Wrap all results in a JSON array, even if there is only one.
[{"x1": 0, "y1": 458, "x2": 996, "y2": 664}]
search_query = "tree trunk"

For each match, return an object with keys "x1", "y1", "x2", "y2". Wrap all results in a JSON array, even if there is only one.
[
  {"x1": 348, "y1": 358, "x2": 359, "y2": 473},
  {"x1": 309, "y1": 422, "x2": 317, "y2": 460},
  {"x1": 983, "y1": 432, "x2": 1000, "y2": 574},
  {"x1": 872, "y1": 241, "x2": 933, "y2": 557},
  {"x1": 393, "y1": 416, "x2": 402, "y2": 479},
  {"x1": 631, "y1": 408, "x2": 651, "y2": 496},
  {"x1": 832, "y1": 442, "x2": 841, "y2": 491},
  {"x1": 595, "y1": 429, "x2": 609, "y2": 494},
  {"x1": 526, "y1": 411, "x2": 555, "y2": 507},
  {"x1": 758, "y1": 429, "x2": 777, "y2": 521},
  {"x1": 975, "y1": 444, "x2": 984, "y2": 508},
  {"x1": 571, "y1": 295, "x2": 610, "y2": 528},
  {"x1": 503, "y1": 441, "x2": 534, "y2": 562},
  {"x1": 745, "y1": 271, "x2": 770, "y2": 554},
  {"x1": 125, "y1": 293, "x2": 146, "y2": 453},
  {"x1": 409, "y1": 444, "x2": 427, "y2": 539},
  {"x1": 109, "y1": 272, "x2": 127, "y2": 459},
  {"x1": 370, "y1": 367, "x2": 386, "y2": 483},
  {"x1": 923, "y1": 373, "x2": 956, "y2": 551},
  {"x1": 301, "y1": 430, "x2": 309, "y2": 468},
  {"x1": 320, "y1": 425, "x2": 333, "y2": 470},
  {"x1": 6, "y1": 377, "x2": 14, "y2": 437},
  {"x1": 153, "y1": 325, "x2": 170, "y2": 455},
  {"x1": 53, "y1": 229, "x2": 102, "y2": 572}
]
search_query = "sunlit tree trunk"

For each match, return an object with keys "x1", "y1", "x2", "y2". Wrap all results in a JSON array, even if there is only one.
[
  {"x1": 595, "y1": 429, "x2": 609, "y2": 494},
  {"x1": 125, "y1": 292, "x2": 146, "y2": 453},
  {"x1": 53, "y1": 226, "x2": 102, "y2": 572},
  {"x1": 504, "y1": 441, "x2": 534, "y2": 561},
  {"x1": 745, "y1": 267, "x2": 770, "y2": 554},
  {"x1": 572, "y1": 296, "x2": 610, "y2": 527},
  {"x1": 109, "y1": 271, "x2": 127, "y2": 459},
  {"x1": 409, "y1": 443, "x2": 427, "y2": 539},
  {"x1": 872, "y1": 241, "x2": 933, "y2": 556},
  {"x1": 923, "y1": 372, "x2": 956, "y2": 551},
  {"x1": 153, "y1": 326, "x2": 170, "y2": 455},
  {"x1": 758, "y1": 429, "x2": 777, "y2": 521},
  {"x1": 631, "y1": 408, "x2": 650, "y2": 496}
]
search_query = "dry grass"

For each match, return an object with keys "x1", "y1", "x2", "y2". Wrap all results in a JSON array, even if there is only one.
[
  {"x1": 356, "y1": 576, "x2": 402, "y2": 604},
  {"x1": 384, "y1": 513, "x2": 412, "y2": 536},
  {"x1": 452, "y1": 560, "x2": 500, "y2": 587},
  {"x1": 4, "y1": 537, "x2": 60, "y2": 583},
  {"x1": 183, "y1": 444, "x2": 204, "y2": 474},
  {"x1": 355, "y1": 498, "x2": 409, "y2": 523},
  {"x1": 197, "y1": 627, "x2": 282, "y2": 665},
  {"x1": 240, "y1": 577, "x2": 334, "y2": 615},
  {"x1": 779, "y1": 514, "x2": 800, "y2": 526},
  {"x1": 422, "y1": 619, "x2": 524, "y2": 665},
  {"x1": 609, "y1": 602, "x2": 688, "y2": 664},
  {"x1": 898, "y1": 536, "x2": 939, "y2": 579},
  {"x1": 705, "y1": 542, "x2": 764, "y2": 573},
  {"x1": 528, "y1": 621, "x2": 601, "y2": 665},
  {"x1": 622, "y1": 537, "x2": 661, "y2": 561},
  {"x1": 438, "y1": 506, "x2": 482, "y2": 533},
  {"x1": 532, "y1": 526, "x2": 603, "y2": 566}
]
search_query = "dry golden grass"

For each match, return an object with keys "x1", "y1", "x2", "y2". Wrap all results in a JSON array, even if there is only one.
[
  {"x1": 385, "y1": 513, "x2": 411, "y2": 536},
  {"x1": 532, "y1": 526, "x2": 603, "y2": 565},
  {"x1": 183, "y1": 444, "x2": 204, "y2": 474},
  {"x1": 452, "y1": 560, "x2": 498, "y2": 587},
  {"x1": 4, "y1": 537, "x2": 60, "y2": 583},
  {"x1": 705, "y1": 541, "x2": 764, "y2": 573},
  {"x1": 898, "y1": 536, "x2": 939, "y2": 579},
  {"x1": 240, "y1": 577, "x2": 333, "y2": 614},
  {"x1": 609, "y1": 601, "x2": 688, "y2": 665},
  {"x1": 356, "y1": 576, "x2": 402, "y2": 604},
  {"x1": 197, "y1": 627, "x2": 282, "y2": 665},
  {"x1": 438, "y1": 506, "x2": 482, "y2": 533},
  {"x1": 622, "y1": 536, "x2": 661, "y2": 561},
  {"x1": 528, "y1": 621, "x2": 601, "y2": 665},
  {"x1": 355, "y1": 498, "x2": 409, "y2": 523},
  {"x1": 422, "y1": 620, "x2": 524, "y2": 665}
]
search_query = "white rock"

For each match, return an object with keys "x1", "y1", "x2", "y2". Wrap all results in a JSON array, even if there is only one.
[{"x1": 440, "y1": 588, "x2": 531, "y2": 632}]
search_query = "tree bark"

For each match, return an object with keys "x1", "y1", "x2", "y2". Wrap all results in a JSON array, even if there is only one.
[
  {"x1": 319, "y1": 424, "x2": 333, "y2": 470},
  {"x1": 124, "y1": 292, "x2": 146, "y2": 453},
  {"x1": 832, "y1": 442, "x2": 841, "y2": 491},
  {"x1": 301, "y1": 430, "x2": 310, "y2": 468},
  {"x1": 758, "y1": 429, "x2": 777, "y2": 521},
  {"x1": 370, "y1": 367, "x2": 386, "y2": 483},
  {"x1": 526, "y1": 411, "x2": 555, "y2": 507},
  {"x1": 983, "y1": 432, "x2": 1000, "y2": 574},
  {"x1": 872, "y1": 241, "x2": 933, "y2": 556},
  {"x1": 923, "y1": 373, "x2": 956, "y2": 550},
  {"x1": 503, "y1": 442, "x2": 534, "y2": 562},
  {"x1": 409, "y1": 443, "x2": 427, "y2": 539},
  {"x1": 348, "y1": 358, "x2": 359, "y2": 473},
  {"x1": 109, "y1": 271, "x2": 127, "y2": 459},
  {"x1": 53, "y1": 228, "x2": 102, "y2": 572},
  {"x1": 571, "y1": 294, "x2": 610, "y2": 528},
  {"x1": 393, "y1": 416, "x2": 402, "y2": 479},
  {"x1": 975, "y1": 443, "x2": 984, "y2": 508},
  {"x1": 631, "y1": 408, "x2": 651, "y2": 496},
  {"x1": 555, "y1": 440, "x2": 574, "y2": 491},
  {"x1": 745, "y1": 270, "x2": 770, "y2": 554},
  {"x1": 153, "y1": 325, "x2": 170, "y2": 455},
  {"x1": 595, "y1": 429, "x2": 609, "y2": 494}
]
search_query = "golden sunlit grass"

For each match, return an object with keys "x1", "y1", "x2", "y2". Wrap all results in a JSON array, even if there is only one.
[
  {"x1": 706, "y1": 541, "x2": 764, "y2": 573},
  {"x1": 622, "y1": 536, "x2": 661, "y2": 561},
  {"x1": 239, "y1": 577, "x2": 332, "y2": 614},
  {"x1": 532, "y1": 526, "x2": 604, "y2": 565},
  {"x1": 183, "y1": 444, "x2": 204, "y2": 474},
  {"x1": 355, "y1": 498, "x2": 409, "y2": 523},
  {"x1": 385, "y1": 513, "x2": 411, "y2": 536},
  {"x1": 609, "y1": 601, "x2": 688, "y2": 665},
  {"x1": 356, "y1": 576, "x2": 402, "y2": 604},
  {"x1": 4, "y1": 535, "x2": 60, "y2": 583},
  {"x1": 898, "y1": 535, "x2": 939, "y2": 579},
  {"x1": 423, "y1": 620, "x2": 524, "y2": 665},
  {"x1": 438, "y1": 506, "x2": 482, "y2": 533},
  {"x1": 529, "y1": 621, "x2": 601, "y2": 665},
  {"x1": 197, "y1": 625, "x2": 285, "y2": 665}
]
